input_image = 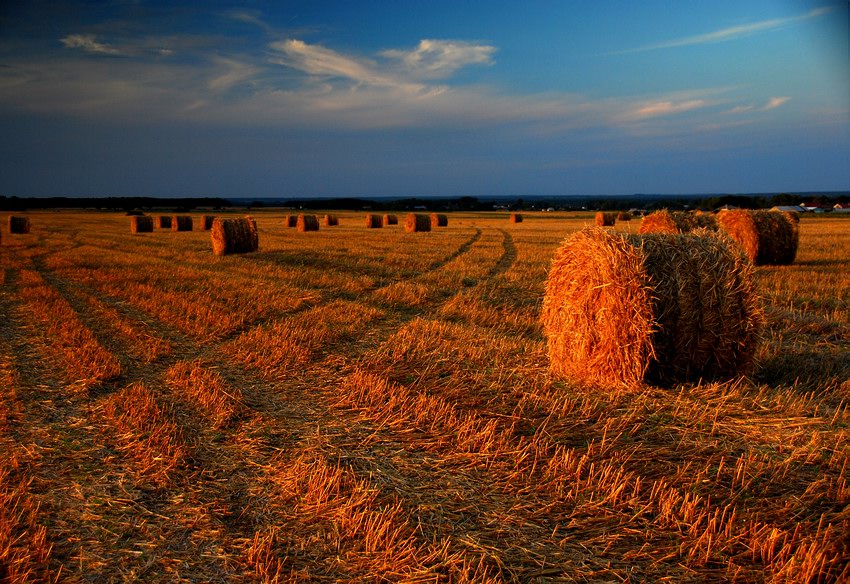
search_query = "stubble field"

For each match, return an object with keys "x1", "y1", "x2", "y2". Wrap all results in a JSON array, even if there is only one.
[{"x1": 0, "y1": 211, "x2": 848, "y2": 582}]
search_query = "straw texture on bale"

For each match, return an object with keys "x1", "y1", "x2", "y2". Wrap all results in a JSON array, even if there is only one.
[
  {"x1": 8, "y1": 216, "x2": 30, "y2": 234},
  {"x1": 365, "y1": 214, "x2": 383, "y2": 228},
  {"x1": 297, "y1": 214, "x2": 319, "y2": 232},
  {"x1": 211, "y1": 217, "x2": 258, "y2": 256},
  {"x1": 431, "y1": 213, "x2": 448, "y2": 227},
  {"x1": 541, "y1": 228, "x2": 763, "y2": 387},
  {"x1": 716, "y1": 209, "x2": 798, "y2": 265},
  {"x1": 406, "y1": 213, "x2": 431, "y2": 232},
  {"x1": 285, "y1": 215, "x2": 297, "y2": 227},
  {"x1": 172, "y1": 216, "x2": 193, "y2": 231},
  {"x1": 130, "y1": 215, "x2": 154, "y2": 233},
  {"x1": 616, "y1": 211, "x2": 632, "y2": 221},
  {"x1": 201, "y1": 215, "x2": 216, "y2": 230},
  {"x1": 638, "y1": 210, "x2": 718, "y2": 234},
  {"x1": 323, "y1": 214, "x2": 339, "y2": 226},
  {"x1": 510, "y1": 213, "x2": 523, "y2": 223},
  {"x1": 156, "y1": 216, "x2": 172, "y2": 229},
  {"x1": 383, "y1": 214, "x2": 398, "y2": 225},
  {"x1": 595, "y1": 212, "x2": 616, "y2": 227}
]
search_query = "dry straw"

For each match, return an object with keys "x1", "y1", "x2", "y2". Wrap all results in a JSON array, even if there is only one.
[
  {"x1": 431, "y1": 213, "x2": 448, "y2": 227},
  {"x1": 365, "y1": 214, "x2": 383, "y2": 228},
  {"x1": 201, "y1": 215, "x2": 216, "y2": 230},
  {"x1": 156, "y1": 216, "x2": 172, "y2": 229},
  {"x1": 541, "y1": 228, "x2": 763, "y2": 387},
  {"x1": 8, "y1": 216, "x2": 30, "y2": 234},
  {"x1": 384, "y1": 214, "x2": 398, "y2": 225},
  {"x1": 595, "y1": 212, "x2": 616, "y2": 227},
  {"x1": 716, "y1": 209, "x2": 798, "y2": 265},
  {"x1": 172, "y1": 216, "x2": 193, "y2": 231},
  {"x1": 510, "y1": 213, "x2": 523, "y2": 223},
  {"x1": 323, "y1": 214, "x2": 339, "y2": 226},
  {"x1": 616, "y1": 211, "x2": 632, "y2": 221},
  {"x1": 285, "y1": 215, "x2": 297, "y2": 227},
  {"x1": 297, "y1": 214, "x2": 319, "y2": 232},
  {"x1": 638, "y1": 210, "x2": 718, "y2": 234},
  {"x1": 405, "y1": 213, "x2": 431, "y2": 232},
  {"x1": 130, "y1": 215, "x2": 154, "y2": 233},
  {"x1": 211, "y1": 216, "x2": 258, "y2": 256}
]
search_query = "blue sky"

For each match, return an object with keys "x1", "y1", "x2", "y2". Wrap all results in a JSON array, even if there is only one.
[{"x1": 0, "y1": 1, "x2": 847, "y2": 198}]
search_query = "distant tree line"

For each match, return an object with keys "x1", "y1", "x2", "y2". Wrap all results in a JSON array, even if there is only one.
[{"x1": 0, "y1": 196, "x2": 232, "y2": 212}]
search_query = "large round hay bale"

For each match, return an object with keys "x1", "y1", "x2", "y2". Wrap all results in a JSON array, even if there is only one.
[
  {"x1": 8, "y1": 216, "x2": 30, "y2": 234},
  {"x1": 541, "y1": 228, "x2": 763, "y2": 387},
  {"x1": 285, "y1": 215, "x2": 297, "y2": 227},
  {"x1": 211, "y1": 217, "x2": 259, "y2": 256},
  {"x1": 716, "y1": 210, "x2": 798, "y2": 265},
  {"x1": 430, "y1": 213, "x2": 448, "y2": 227},
  {"x1": 172, "y1": 216, "x2": 193, "y2": 232},
  {"x1": 638, "y1": 210, "x2": 718, "y2": 234},
  {"x1": 323, "y1": 214, "x2": 339, "y2": 226},
  {"x1": 406, "y1": 213, "x2": 431, "y2": 232},
  {"x1": 130, "y1": 215, "x2": 154, "y2": 233},
  {"x1": 156, "y1": 216, "x2": 172, "y2": 229},
  {"x1": 297, "y1": 214, "x2": 319, "y2": 232},
  {"x1": 595, "y1": 212, "x2": 616, "y2": 227},
  {"x1": 201, "y1": 215, "x2": 216, "y2": 230},
  {"x1": 510, "y1": 213, "x2": 523, "y2": 223},
  {"x1": 616, "y1": 211, "x2": 632, "y2": 221},
  {"x1": 365, "y1": 214, "x2": 383, "y2": 228},
  {"x1": 383, "y1": 214, "x2": 398, "y2": 225}
]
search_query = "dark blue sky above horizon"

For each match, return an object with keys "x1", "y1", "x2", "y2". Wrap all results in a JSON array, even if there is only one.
[{"x1": 1, "y1": 1, "x2": 847, "y2": 198}]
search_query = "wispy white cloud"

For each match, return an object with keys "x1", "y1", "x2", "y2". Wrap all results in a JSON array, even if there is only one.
[
  {"x1": 381, "y1": 39, "x2": 495, "y2": 78},
  {"x1": 764, "y1": 96, "x2": 790, "y2": 110},
  {"x1": 617, "y1": 6, "x2": 833, "y2": 53},
  {"x1": 631, "y1": 99, "x2": 709, "y2": 118},
  {"x1": 60, "y1": 34, "x2": 123, "y2": 55},
  {"x1": 269, "y1": 39, "x2": 390, "y2": 85},
  {"x1": 723, "y1": 96, "x2": 791, "y2": 115}
]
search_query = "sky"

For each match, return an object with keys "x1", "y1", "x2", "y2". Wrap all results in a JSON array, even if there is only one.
[{"x1": 0, "y1": 1, "x2": 847, "y2": 198}]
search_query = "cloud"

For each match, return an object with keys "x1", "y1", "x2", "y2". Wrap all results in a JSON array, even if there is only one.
[
  {"x1": 764, "y1": 96, "x2": 790, "y2": 110},
  {"x1": 631, "y1": 99, "x2": 709, "y2": 118},
  {"x1": 381, "y1": 40, "x2": 496, "y2": 78},
  {"x1": 60, "y1": 34, "x2": 123, "y2": 55},
  {"x1": 618, "y1": 6, "x2": 833, "y2": 53},
  {"x1": 270, "y1": 39, "x2": 391, "y2": 86}
]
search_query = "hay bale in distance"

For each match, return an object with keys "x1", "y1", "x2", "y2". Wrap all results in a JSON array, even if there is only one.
[
  {"x1": 430, "y1": 213, "x2": 448, "y2": 227},
  {"x1": 541, "y1": 228, "x2": 763, "y2": 387},
  {"x1": 201, "y1": 215, "x2": 216, "y2": 231},
  {"x1": 285, "y1": 215, "x2": 297, "y2": 228},
  {"x1": 365, "y1": 214, "x2": 383, "y2": 228},
  {"x1": 156, "y1": 216, "x2": 172, "y2": 229},
  {"x1": 616, "y1": 211, "x2": 632, "y2": 221},
  {"x1": 130, "y1": 215, "x2": 154, "y2": 233},
  {"x1": 406, "y1": 213, "x2": 431, "y2": 232},
  {"x1": 297, "y1": 214, "x2": 319, "y2": 232},
  {"x1": 595, "y1": 212, "x2": 616, "y2": 227},
  {"x1": 510, "y1": 213, "x2": 523, "y2": 223},
  {"x1": 8, "y1": 216, "x2": 30, "y2": 234},
  {"x1": 384, "y1": 214, "x2": 398, "y2": 225},
  {"x1": 323, "y1": 214, "x2": 339, "y2": 226},
  {"x1": 211, "y1": 217, "x2": 258, "y2": 256},
  {"x1": 172, "y1": 216, "x2": 193, "y2": 232},
  {"x1": 716, "y1": 209, "x2": 798, "y2": 265},
  {"x1": 638, "y1": 210, "x2": 718, "y2": 234}
]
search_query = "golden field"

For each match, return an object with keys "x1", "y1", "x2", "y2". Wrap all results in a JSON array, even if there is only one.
[{"x1": 0, "y1": 211, "x2": 847, "y2": 582}]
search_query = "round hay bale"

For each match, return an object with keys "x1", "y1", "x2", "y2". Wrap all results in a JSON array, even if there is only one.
[
  {"x1": 285, "y1": 215, "x2": 298, "y2": 228},
  {"x1": 541, "y1": 228, "x2": 763, "y2": 387},
  {"x1": 365, "y1": 214, "x2": 383, "y2": 228},
  {"x1": 201, "y1": 215, "x2": 216, "y2": 231},
  {"x1": 297, "y1": 214, "x2": 319, "y2": 232},
  {"x1": 430, "y1": 213, "x2": 448, "y2": 227},
  {"x1": 510, "y1": 213, "x2": 523, "y2": 223},
  {"x1": 211, "y1": 216, "x2": 259, "y2": 256},
  {"x1": 383, "y1": 214, "x2": 398, "y2": 225},
  {"x1": 616, "y1": 211, "x2": 632, "y2": 221},
  {"x1": 156, "y1": 216, "x2": 172, "y2": 229},
  {"x1": 8, "y1": 216, "x2": 30, "y2": 234},
  {"x1": 406, "y1": 213, "x2": 431, "y2": 232},
  {"x1": 130, "y1": 215, "x2": 154, "y2": 233},
  {"x1": 172, "y1": 216, "x2": 193, "y2": 232},
  {"x1": 716, "y1": 210, "x2": 798, "y2": 265},
  {"x1": 323, "y1": 214, "x2": 339, "y2": 226},
  {"x1": 639, "y1": 210, "x2": 717, "y2": 234},
  {"x1": 595, "y1": 212, "x2": 616, "y2": 227}
]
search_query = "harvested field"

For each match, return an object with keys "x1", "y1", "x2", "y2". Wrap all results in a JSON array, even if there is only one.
[{"x1": 0, "y1": 210, "x2": 847, "y2": 582}]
